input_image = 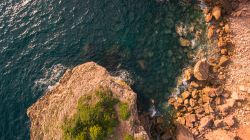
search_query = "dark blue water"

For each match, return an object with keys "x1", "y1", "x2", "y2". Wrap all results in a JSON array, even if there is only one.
[{"x1": 0, "y1": 0, "x2": 204, "y2": 139}]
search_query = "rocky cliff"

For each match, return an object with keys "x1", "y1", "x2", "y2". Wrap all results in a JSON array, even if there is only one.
[{"x1": 27, "y1": 62, "x2": 149, "y2": 140}]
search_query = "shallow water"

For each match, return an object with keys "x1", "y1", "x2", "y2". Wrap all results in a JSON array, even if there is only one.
[{"x1": 0, "y1": 0, "x2": 205, "y2": 139}]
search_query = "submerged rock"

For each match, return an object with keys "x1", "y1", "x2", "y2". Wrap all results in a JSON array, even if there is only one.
[
  {"x1": 179, "y1": 37, "x2": 191, "y2": 47},
  {"x1": 27, "y1": 62, "x2": 149, "y2": 140}
]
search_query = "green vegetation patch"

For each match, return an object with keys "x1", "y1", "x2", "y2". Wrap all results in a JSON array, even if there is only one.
[
  {"x1": 62, "y1": 89, "x2": 119, "y2": 140},
  {"x1": 119, "y1": 103, "x2": 130, "y2": 121},
  {"x1": 124, "y1": 134, "x2": 134, "y2": 140}
]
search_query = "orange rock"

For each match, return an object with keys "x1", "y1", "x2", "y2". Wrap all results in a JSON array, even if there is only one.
[
  {"x1": 221, "y1": 49, "x2": 228, "y2": 55},
  {"x1": 182, "y1": 91, "x2": 191, "y2": 99},
  {"x1": 237, "y1": 126, "x2": 250, "y2": 140},
  {"x1": 194, "y1": 60, "x2": 209, "y2": 80},
  {"x1": 218, "y1": 37, "x2": 227, "y2": 48},
  {"x1": 219, "y1": 56, "x2": 230, "y2": 66},
  {"x1": 205, "y1": 13, "x2": 213, "y2": 22},
  {"x1": 212, "y1": 6, "x2": 221, "y2": 20},
  {"x1": 177, "y1": 97, "x2": 184, "y2": 104},
  {"x1": 207, "y1": 26, "x2": 214, "y2": 39}
]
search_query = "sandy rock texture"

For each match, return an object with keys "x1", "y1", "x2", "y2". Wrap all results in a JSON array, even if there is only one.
[{"x1": 27, "y1": 62, "x2": 149, "y2": 140}]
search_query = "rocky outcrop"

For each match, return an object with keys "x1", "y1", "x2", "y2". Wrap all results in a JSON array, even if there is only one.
[{"x1": 27, "y1": 62, "x2": 149, "y2": 140}]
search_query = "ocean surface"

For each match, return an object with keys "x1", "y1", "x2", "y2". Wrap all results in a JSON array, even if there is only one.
[{"x1": 0, "y1": 0, "x2": 205, "y2": 139}]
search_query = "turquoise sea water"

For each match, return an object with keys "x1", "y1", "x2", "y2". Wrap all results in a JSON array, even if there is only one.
[{"x1": 0, "y1": 0, "x2": 204, "y2": 139}]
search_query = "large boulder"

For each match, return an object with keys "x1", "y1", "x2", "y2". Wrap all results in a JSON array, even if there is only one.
[
  {"x1": 193, "y1": 60, "x2": 209, "y2": 80},
  {"x1": 175, "y1": 124, "x2": 194, "y2": 140}
]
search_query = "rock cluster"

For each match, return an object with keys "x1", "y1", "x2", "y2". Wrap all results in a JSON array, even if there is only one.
[{"x1": 168, "y1": 1, "x2": 239, "y2": 139}]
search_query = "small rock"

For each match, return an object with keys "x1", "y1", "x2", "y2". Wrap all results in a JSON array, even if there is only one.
[
  {"x1": 218, "y1": 37, "x2": 227, "y2": 48},
  {"x1": 203, "y1": 87, "x2": 217, "y2": 98},
  {"x1": 179, "y1": 37, "x2": 191, "y2": 47},
  {"x1": 215, "y1": 97, "x2": 222, "y2": 105},
  {"x1": 190, "y1": 81, "x2": 199, "y2": 88},
  {"x1": 177, "y1": 97, "x2": 184, "y2": 104},
  {"x1": 231, "y1": 92, "x2": 239, "y2": 100},
  {"x1": 219, "y1": 56, "x2": 230, "y2": 66},
  {"x1": 220, "y1": 49, "x2": 228, "y2": 55},
  {"x1": 195, "y1": 107, "x2": 204, "y2": 114},
  {"x1": 207, "y1": 26, "x2": 214, "y2": 39},
  {"x1": 184, "y1": 99, "x2": 189, "y2": 105},
  {"x1": 184, "y1": 68, "x2": 193, "y2": 81},
  {"x1": 223, "y1": 116, "x2": 235, "y2": 127},
  {"x1": 194, "y1": 60, "x2": 209, "y2": 80},
  {"x1": 199, "y1": 116, "x2": 213, "y2": 130},
  {"x1": 191, "y1": 90, "x2": 198, "y2": 99},
  {"x1": 168, "y1": 97, "x2": 176, "y2": 105},
  {"x1": 189, "y1": 98, "x2": 196, "y2": 107},
  {"x1": 185, "y1": 114, "x2": 197, "y2": 128},
  {"x1": 177, "y1": 117, "x2": 186, "y2": 125},
  {"x1": 224, "y1": 24, "x2": 230, "y2": 33},
  {"x1": 182, "y1": 91, "x2": 191, "y2": 99},
  {"x1": 227, "y1": 99, "x2": 235, "y2": 107},
  {"x1": 217, "y1": 104, "x2": 231, "y2": 114},
  {"x1": 214, "y1": 120, "x2": 223, "y2": 128},
  {"x1": 138, "y1": 60, "x2": 146, "y2": 70},
  {"x1": 212, "y1": 6, "x2": 221, "y2": 20},
  {"x1": 205, "y1": 13, "x2": 213, "y2": 22},
  {"x1": 202, "y1": 94, "x2": 211, "y2": 103},
  {"x1": 204, "y1": 103, "x2": 214, "y2": 114}
]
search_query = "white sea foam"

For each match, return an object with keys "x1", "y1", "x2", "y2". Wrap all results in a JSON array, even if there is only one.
[{"x1": 34, "y1": 64, "x2": 67, "y2": 91}]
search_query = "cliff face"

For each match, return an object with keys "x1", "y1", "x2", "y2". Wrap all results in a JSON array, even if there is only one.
[{"x1": 27, "y1": 62, "x2": 149, "y2": 140}]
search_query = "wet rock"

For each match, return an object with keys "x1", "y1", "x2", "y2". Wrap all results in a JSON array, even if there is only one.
[
  {"x1": 214, "y1": 119, "x2": 223, "y2": 128},
  {"x1": 161, "y1": 132, "x2": 172, "y2": 140},
  {"x1": 212, "y1": 6, "x2": 221, "y2": 20},
  {"x1": 194, "y1": 60, "x2": 209, "y2": 80},
  {"x1": 185, "y1": 114, "x2": 197, "y2": 128},
  {"x1": 207, "y1": 26, "x2": 214, "y2": 39},
  {"x1": 175, "y1": 124, "x2": 194, "y2": 140},
  {"x1": 199, "y1": 116, "x2": 213, "y2": 130},
  {"x1": 219, "y1": 56, "x2": 230, "y2": 66},
  {"x1": 205, "y1": 13, "x2": 213, "y2": 22},
  {"x1": 168, "y1": 97, "x2": 176, "y2": 105},
  {"x1": 179, "y1": 37, "x2": 191, "y2": 47},
  {"x1": 138, "y1": 60, "x2": 146, "y2": 70},
  {"x1": 184, "y1": 68, "x2": 193, "y2": 81},
  {"x1": 182, "y1": 91, "x2": 191, "y2": 99},
  {"x1": 223, "y1": 116, "x2": 235, "y2": 127},
  {"x1": 156, "y1": 117, "x2": 165, "y2": 124}
]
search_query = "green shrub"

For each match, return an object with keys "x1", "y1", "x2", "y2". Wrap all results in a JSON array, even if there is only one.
[
  {"x1": 119, "y1": 103, "x2": 130, "y2": 120},
  {"x1": 124, "y1": 134, "x2": 134, "y2": 140},
  {"x1": 62, "y1": 89, "x2": 119, "y2": 140}
]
